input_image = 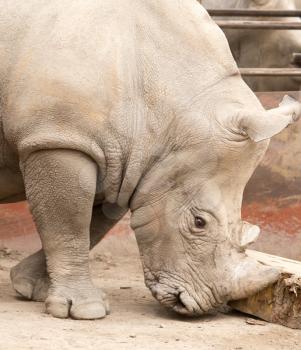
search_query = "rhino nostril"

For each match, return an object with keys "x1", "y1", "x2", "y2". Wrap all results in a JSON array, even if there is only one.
[
  {"x1": 173, "y1": 296, "x2": 190, "y2": 315},
  {"x1": 150, "y1": 287, "x2": 160, "y2": 300},
  {"x1": 177, "y1": 293, "x2": 187, "y2": 309},
  {"x1": 173, "y1": 291, "x2": 197, "y2": 315}
]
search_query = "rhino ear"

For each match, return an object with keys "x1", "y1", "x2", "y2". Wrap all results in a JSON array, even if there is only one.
[{"x1": 237, "y1": 95, "x2": 301, "y2": 142}]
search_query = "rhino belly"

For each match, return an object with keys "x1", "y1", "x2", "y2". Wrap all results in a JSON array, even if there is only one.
[{"x1": 0, "y1": 167, "x2": 25, "y2": 203}]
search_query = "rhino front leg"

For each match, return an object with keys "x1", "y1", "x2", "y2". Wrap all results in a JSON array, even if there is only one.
[
  {"x1": 10, "y1": 204, "x2": 126, "y2": 302},
  {"x1": 21, "y1": 149, "x2": 108, "y2": 319}
]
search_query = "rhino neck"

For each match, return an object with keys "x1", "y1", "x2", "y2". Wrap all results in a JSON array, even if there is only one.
[
  {"x1": 100, "y1": 0, "x2": 244, "y2": 208},
  {"x1": 101, "y1": 102, "x2": 175, "y2": 209}
]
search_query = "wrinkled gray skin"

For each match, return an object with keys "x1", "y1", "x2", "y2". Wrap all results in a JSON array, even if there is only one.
[
  {"x1": 201, "y1": 0, "x2": 301, "y2": 91},
  {"x1": 1, "y1": 0, "x2": 300, "y2": 319}
]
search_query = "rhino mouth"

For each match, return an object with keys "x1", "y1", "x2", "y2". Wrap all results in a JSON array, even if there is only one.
[
  {"x1": 144, "y1": 267, "x2": 222, "y2": 315},
  {"x1": 173, "y1": 291, "x2": 202, "y2": 316},
  {"x1": 149, "y1": 284, "x2": 215, "y2": 316}
]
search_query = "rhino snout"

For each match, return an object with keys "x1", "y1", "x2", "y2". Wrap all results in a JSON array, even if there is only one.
[{"x1": 149, "y1": 283, "x2": 219, "y2": 316}]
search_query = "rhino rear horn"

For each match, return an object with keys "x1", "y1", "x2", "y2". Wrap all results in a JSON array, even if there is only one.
[
  {"x1": 238, "y1": 95, "x2": 301, "y2": 142},
  {"x1": 239, "y1": 222, "x2": 260, "y2": 249}
]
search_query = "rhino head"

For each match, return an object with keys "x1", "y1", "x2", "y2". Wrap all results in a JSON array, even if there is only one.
[{"x1": 130, "y1": 94, "x2": 300, "y2": 315}]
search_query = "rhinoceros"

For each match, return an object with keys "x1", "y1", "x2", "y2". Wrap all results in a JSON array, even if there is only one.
[
  {"x1": 201, "y1": 0, "x2": 301, "y2": 91},
  {"x1": 1, "y1": 0, "x2": 300, "y2": 320}
]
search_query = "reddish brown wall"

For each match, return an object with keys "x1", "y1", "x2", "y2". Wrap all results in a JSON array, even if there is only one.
[{"x1": 1, "y1": 92, "x2": 301, "y2": 259}]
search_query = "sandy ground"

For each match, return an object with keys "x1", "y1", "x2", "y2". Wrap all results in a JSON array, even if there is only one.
[{"x1": 0, "y1": 236, "x2": 301, "y2": 350}]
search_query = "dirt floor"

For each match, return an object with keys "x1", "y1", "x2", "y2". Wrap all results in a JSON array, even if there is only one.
[{"x1": 0, "y1": 235, "x2": 301, "y2": 350}]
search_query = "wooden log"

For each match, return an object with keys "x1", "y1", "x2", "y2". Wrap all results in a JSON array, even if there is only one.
[
  {"x1": 229, "y1": 250, "x2": 301, "y2": 329},
  {"x1": 216, "y1": 20, "x2": 301, "y2": 30},
  {"x1": 207, "y1": 9, "x2": 301, "y2": 17},
  {"x1": 239, "y1": 68, "x2": 301, "y2": 76}
]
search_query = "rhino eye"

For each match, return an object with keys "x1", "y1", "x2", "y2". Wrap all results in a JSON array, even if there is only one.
[{"x1": 194, "y1": 216, "x2": 206, "y2": 229}]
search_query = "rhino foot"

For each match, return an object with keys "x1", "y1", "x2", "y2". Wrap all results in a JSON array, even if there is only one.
[
  {"x1": 46, "y1": 283, "x2": 110, "y2": 320},
  {"x1": 10, "y1": 250, "x2": 49, "y2": 301}
]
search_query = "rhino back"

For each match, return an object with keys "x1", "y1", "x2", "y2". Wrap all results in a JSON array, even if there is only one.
[
  {"x1": 1, "y1": 1, "x2": 133, "y2": 162},
  {"x1": 0, "y1": 0, "x2": 240, "y2": 190}
]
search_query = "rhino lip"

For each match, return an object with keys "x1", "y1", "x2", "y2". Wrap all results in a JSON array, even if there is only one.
[
  {"x1": 173, "y1": 292, "x2": 193, "y2": 315},
  {"x1": 172, "y1": 291, "x2": 200, "y2": 316},
  {"x1": 149, "y1": 284, "x2": 204, "y2": 315}
]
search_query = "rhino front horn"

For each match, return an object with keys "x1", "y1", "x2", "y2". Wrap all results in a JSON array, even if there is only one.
[{"x1": 230, "y1": 257, "x2": 280, "y2": 301}]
